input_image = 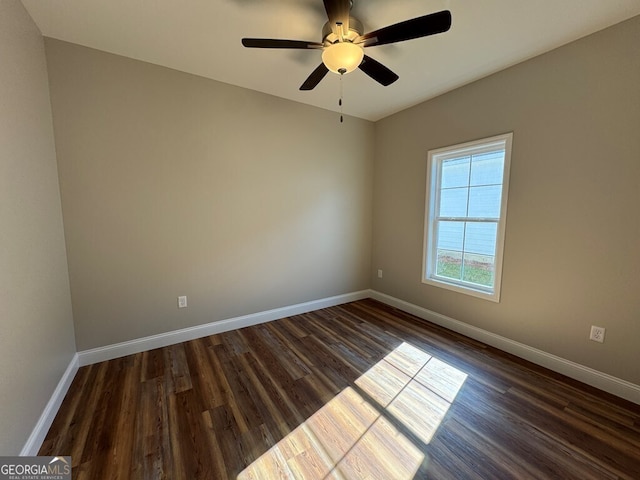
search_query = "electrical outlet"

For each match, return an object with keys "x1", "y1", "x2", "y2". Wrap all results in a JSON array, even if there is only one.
[
  {"x1": 589, "y1": 325, "x2": 605, "y2": 343},
  {"x1": 178, "y1": 296, "x2": 187, "y2": 308},
  {"x1": 377, "y1": 269, "x2": 383, "y2": 278}
]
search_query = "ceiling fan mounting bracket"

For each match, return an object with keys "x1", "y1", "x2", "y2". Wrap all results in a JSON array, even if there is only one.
[{"x1": 322, "y1": 17, "x2": 363, "y2": 45}]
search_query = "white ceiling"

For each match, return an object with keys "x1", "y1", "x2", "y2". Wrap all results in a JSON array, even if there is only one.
[{"x1": 22, "y1": 0, "x2": 640, "y2": 121}]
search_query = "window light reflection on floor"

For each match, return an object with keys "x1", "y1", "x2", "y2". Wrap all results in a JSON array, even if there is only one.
[{"x1": 237, "y1": 342, "x2": 467, "y2": 479}]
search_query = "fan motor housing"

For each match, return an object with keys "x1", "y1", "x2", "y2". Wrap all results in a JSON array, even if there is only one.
[{"x1": 322, "y1": 17, "x2": 363, "y2": 45}]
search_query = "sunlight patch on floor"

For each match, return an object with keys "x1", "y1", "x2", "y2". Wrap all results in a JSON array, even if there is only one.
[
  {"x1": 357, "y1": 343, "x2": 468, "y2": 445},
  {"x1": 237, "y1": 342, "x2": 467, "y2": 479}
]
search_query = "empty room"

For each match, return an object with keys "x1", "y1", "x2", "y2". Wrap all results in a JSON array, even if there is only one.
[{"x1": 1, "y1": 0, "x2": 639, "y2": 478}]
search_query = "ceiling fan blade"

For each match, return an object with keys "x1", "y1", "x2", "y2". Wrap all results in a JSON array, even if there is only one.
[
  {"x1": 358, "y1": 55, "x2": 399, "y2": 87},
  {"x1": 242, "y1": 38, "x2": 323, "y2": 49},
  {"x1": 358, "y1": 10, "x2": 451, "y2": 47},
  {"x1": 300, "y1": 63, "x2": 329, "y2": 91},
  {"x1": 323, "y1": 0, "x2": 351, "y2": 35}
]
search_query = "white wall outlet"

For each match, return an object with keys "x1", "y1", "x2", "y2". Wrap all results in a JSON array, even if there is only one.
[
  {"x1": 178, "y1": 295, "x2": 187, "y2": 308},
  {"x1": 377, "y1": 269, "x2": 383, "y2": 279},
  {"x1": 589, "y1": 325, "x2": 605, "y2": 343}
]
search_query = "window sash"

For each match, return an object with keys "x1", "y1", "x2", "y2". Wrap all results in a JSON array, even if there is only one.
[
  {"x1": 423, "y1": 133, "x2": 512, "y2": 302},
  {"x1": 431, "y1": 218, "x2": 498, "y2": 292}
]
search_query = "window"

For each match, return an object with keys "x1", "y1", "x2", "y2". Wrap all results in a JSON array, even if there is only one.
[{"x1": 423, "y1": 133, "x2": 512, "y2": 302}]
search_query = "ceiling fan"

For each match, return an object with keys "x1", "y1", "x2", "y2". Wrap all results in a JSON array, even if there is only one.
[{"x1": 241, "y1": 0, "x2": 452, "y2": 91}]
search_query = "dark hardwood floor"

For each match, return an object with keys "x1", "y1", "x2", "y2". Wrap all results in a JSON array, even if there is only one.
[{"x1": 40, "y1": 299, "x2": 640, "y2": 479}]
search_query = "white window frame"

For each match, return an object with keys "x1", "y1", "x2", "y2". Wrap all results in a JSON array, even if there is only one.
[{"x1": 422, "y1": 133, "x2": 513, "y2": 302}]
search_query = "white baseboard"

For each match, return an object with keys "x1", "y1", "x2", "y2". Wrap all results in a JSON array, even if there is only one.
[
  {"x1": 20, "y1": 353, "x2": 79, "y2": 456},
  {"x1": 78, "y1": 290, "x2": 370, "y2": 366},
  {"x1": 370, "y1": 290, "x2": 640, "y2": 405}
]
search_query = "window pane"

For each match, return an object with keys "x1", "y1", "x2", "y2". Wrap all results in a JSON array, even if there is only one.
[
  {"x1": 470, "y1": 151, "x2": 504, "y2": 186},
  {"x1": 436, "y1": 250, "x2": 462, "y2": 280},
  {"x1": 436, "y1": 221, "x2": 464, "y2": 251},
  {"x1": 462, "y1": 253, "x2": 495, "y2": 287},
  {"x1": 439, "y1": 187, "x2": 468, "y2": 217},
  {"x1": 464, "y1": 222, "x2": 497, "y2": 255},
  {"x1": 467, "y1": 185, "x2": 501, "y2": 218},
  {"x1": 441, "y1": 157, "x2": 470, "y2": 188}
]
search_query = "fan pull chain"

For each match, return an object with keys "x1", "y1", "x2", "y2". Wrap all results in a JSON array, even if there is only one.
[{"x1": 339, "y1": 71, "x2": 344, "y2": 123}]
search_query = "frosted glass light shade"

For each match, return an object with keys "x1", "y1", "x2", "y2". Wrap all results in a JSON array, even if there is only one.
[{"x1": 322, "y1": 42, "x2": 364, "y2": 74}]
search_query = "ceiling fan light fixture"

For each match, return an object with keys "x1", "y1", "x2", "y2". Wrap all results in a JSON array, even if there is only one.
[
  {"x1": 242, "y1": 7, "x2": 452, "y2": 91},
  {"x1": 321, "y1": 42, "x2": 364, "y2": 74}
]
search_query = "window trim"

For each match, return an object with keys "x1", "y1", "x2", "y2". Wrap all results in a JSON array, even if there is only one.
[{"x1": 422, "y1": 133, "x2": 513, "y2": 302}]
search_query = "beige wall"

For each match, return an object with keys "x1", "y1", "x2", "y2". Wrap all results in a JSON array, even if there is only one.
[
  {"x1": 372, "y1": 16, "x2": 640, "y2": 384},
  {"x1": 0, "y1": 0, "x2": 76, "y2": 455},
  {"x1": 44, "y1": 39, "x2": 374, "y2": 351}
]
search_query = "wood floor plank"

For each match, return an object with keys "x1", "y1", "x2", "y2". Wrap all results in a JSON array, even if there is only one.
[
  {"x1": 109, "y1": 353, "x2": 141, "y2": 480},
  {"x1": 182, "y1": 338, "x2": 225, "y2": 410},
  {"x1": 39, "y1": 299, "x2": 640, "y2": 479},
  {"x1": 160, "y1": 343, "x2": 191, "y2": 394},
  {"x1": 169, "y1": 389, "x2": 216, "y2": 479},
  {"x1": 213, "y1": 341, "x2": 266, "y2": 431},
  {"x1": 132, "y1": 378, "x2": 171, "y2": 480},
  {"x1": 140, "y1": 348, "x2": 164, "y2": 382}
]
